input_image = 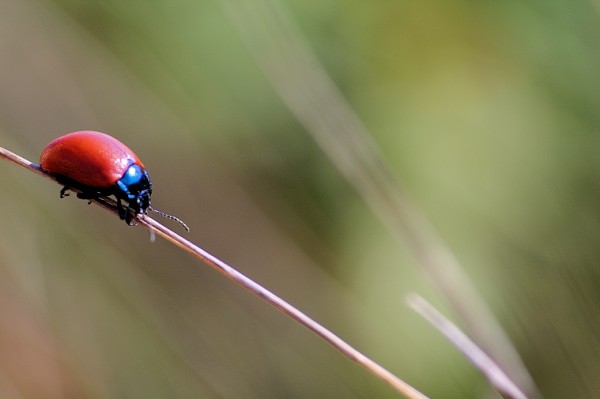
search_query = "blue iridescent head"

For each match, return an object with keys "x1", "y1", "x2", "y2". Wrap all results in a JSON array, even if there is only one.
[{"x1": 115, "y1": 163, "x2": 152, "y2": 216}]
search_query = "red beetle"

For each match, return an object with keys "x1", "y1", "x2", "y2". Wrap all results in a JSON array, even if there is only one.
[{"x1": 40, "y1": 131, "x2": 188, "y2": 230}]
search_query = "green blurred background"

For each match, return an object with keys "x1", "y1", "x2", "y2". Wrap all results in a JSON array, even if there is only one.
[{"x1": 2, "y1": 0, "x2": 600, "y2": 398}]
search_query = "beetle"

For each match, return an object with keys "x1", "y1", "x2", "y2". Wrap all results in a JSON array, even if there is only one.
[{"x1": 40, "y1": 130, "x2": 188, "y2": 230}]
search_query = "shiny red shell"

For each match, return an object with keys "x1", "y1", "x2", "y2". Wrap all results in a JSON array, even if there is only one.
[{"x1": 40, "y1": 131, "x2": 145, "y2": 189}]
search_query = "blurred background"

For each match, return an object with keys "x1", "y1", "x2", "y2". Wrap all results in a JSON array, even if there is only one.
[{"x1": 2, "y1": 0, "x2": 600, "y2": 398}]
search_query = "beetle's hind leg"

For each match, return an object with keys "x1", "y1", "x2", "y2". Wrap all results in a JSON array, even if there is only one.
[
  {"x1": 75, "y1": 189, "x2": 103, "y2": 203},
  {"x1": 59, "y1": 186, "x2": 71, "y2": 198},
  {"x1": 60, "y1": 186, "x2": 96, "y2": 204}
]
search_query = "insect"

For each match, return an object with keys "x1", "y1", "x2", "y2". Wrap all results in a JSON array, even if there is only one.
[{"x1": 40, "y1": 130, "x2": 189, "y2": 231}]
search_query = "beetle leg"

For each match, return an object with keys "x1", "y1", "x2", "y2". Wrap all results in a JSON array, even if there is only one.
[
  {"x1": 60, "y1": 186, "x2": 70, "y2": 198},
  {"x1": 116, "y1": 198, "x2": 127, "y2": 220},
  {"x1": 124, "y1": 206, "x2": 137, "y2": 226},
  {"x1": 125, "y1": 212, "x2": 136, "y2": 226}
]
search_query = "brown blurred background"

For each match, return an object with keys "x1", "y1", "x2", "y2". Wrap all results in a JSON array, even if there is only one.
[{"x1": 2, "y1": 0, "x2": 600, "y2": 398}]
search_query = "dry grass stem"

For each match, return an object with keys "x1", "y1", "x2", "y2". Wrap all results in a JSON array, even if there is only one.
[
  {"x1": 0, "y1": 144, "x2": 429, "y2": 399},
  {"x1": 217, "y1": 1, "x2": 538, "y2": 396},
  {"x1": 407, "y1": 294, "x2": 529, "y2": 399}
]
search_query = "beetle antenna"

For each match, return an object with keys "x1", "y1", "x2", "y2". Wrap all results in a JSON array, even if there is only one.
[{"x1": 148, "y1": 206, "x2": 190, "y2": 231}]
